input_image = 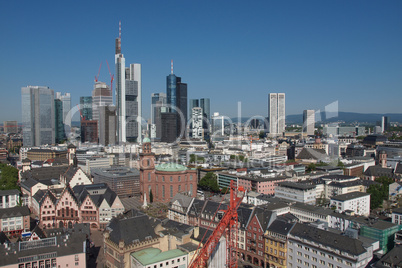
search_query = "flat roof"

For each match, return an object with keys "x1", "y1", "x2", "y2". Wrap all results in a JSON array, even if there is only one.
[
  {"x1": 277, "y1": 181, "x2": 316, "y2": 190},
  {"x1": 131, "y1": 248, "x2": 186, "y2": 265},
  {"x1": 331, "y1": 191, "x2": 370, "y2": 202}
]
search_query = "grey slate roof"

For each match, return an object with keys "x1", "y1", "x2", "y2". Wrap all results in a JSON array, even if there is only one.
[
  {"x1": 21, "y1": 166, "x2": 68, "y2": 181},
  {"x1": 0, "y1": 232, "x2": 10, "y2": 244},
  {"x1": 171, "y1": 193, "x2": 193, "y2": 210},
  {"x1": 251, "y1": 207, "x2": 276, "y2": 231},
  {"x1": 277, "y1": 181, "x2": 316, "y2": 190},
  {"x1": 0, "y1": 206, "x2": 30, "y2": 219},
  {"x1": 290, "y1": 223, "x2": 366, "y2": 256},
  {"x1": 374, "y1": 245, "x2": 402, "y2": 268},
  {"x1": 364, "y1": 165, "x2": 395, "y2": 177},
  {"x1": 296, "y1": 148, "x2": 328, "y2": 160},
  {"x1": 107, "y1": 214, "x2": 158, "y2": 245},
  {"x1": 0, "y1": 189, "x2": 20, "y2": 196},
  {"x1": 331, "y1": 191, "x2": 370, "y2": 201},
  {"x1": 267, "y1": 219, "x2": 295, "y2": 236}
]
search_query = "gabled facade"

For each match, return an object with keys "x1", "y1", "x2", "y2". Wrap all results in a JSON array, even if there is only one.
[
  {"x1": 79, "y1": 194, "x2": 99, "y2": 229},
  {"x1": 54, "y1": 186, "x2": 80, "y2": 229}
]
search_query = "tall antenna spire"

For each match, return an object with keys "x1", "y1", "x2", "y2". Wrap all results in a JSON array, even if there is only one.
[
  {"x1": 171, "y1": 59, "x2": 173, "y2": 74},
  {"x1": 119, "y1": 20, "x2": 121, "y2": 39}
]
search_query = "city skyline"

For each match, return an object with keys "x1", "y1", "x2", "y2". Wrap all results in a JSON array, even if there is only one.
[{"x1": 1, "y1": 1, "x2": 402, "y2": 123}]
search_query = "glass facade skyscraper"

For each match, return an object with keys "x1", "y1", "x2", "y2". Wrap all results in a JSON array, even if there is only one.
[
  {"x1": 80, "y1": 96, "x2": 93, "y2": 120},
  {"x1": 167, "y1": 73, "x2": 177, "y2": 111},
  {"x1": 268, "y1": 93, "x2": 285, "y2": 136},
  {"x1": 21, "y1": 86, "x2": 55, "y2": 146},
  {"x1": 55, "y1": 99, "x2": 65, "y2": 143}
]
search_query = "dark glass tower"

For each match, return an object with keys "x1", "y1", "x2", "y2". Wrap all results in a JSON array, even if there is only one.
[
  {"x1": 167, "y1": 74, "x2": 177, "y2": 111},
  {"x1": 55, "y1": 99, "x2": 65, "y2": 143},
  {"x1": 80, "y1": 96, "x2": 93, "y2": 120}
]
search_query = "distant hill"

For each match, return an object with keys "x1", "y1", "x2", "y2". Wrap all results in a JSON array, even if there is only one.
[
  {"x1": 231, "y1": 112, "x2": 402, "y2": 125},
  {"x1": 286, "y1": 112, "x2": 402, "y2": 124}
]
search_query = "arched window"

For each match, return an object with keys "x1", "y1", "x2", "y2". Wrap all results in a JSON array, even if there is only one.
[
  {"x1": 178, "y1": 185, "x2": 181, "y2": 192},
  {"x1": 178, "y1": 176, "x2": 181, "y2": 182},
  {"x1": 162, "y1": 176, "x2": 165, "y2": 182},
  {"x1": 162, "y1": 185, "x2": 165, "y2": 198},
  {"x1": 170, "y1": 185, "x2": 173, "y2": 198},
  {"x1": 190, "y1": 175, "x2": 193, "y2": 181},
  {"x1": 170, "y1": 176, "x2": 173, "y2": 182}
]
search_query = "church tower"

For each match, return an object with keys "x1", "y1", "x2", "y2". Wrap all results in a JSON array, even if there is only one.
[
  {"x1": 140, "y1": 137, "x2": 155, "y2": 202},
  {"x1": 67, "y1": 144, "x2": 77, "y2": 166}
]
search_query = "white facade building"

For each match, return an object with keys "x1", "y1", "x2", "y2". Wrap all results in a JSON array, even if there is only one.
[
  {"x1": 0, "y1": 189, "x2": 20, "y2": 208},
  {"x1": 391, "y1": 208, "x2": 402, "y2": 225},
  {"x1": 192, "y1": 107, "x2": 204, "y2": 139},
  {"x1": 268, "y1": 93, "x2": 285, "y2": 136},
  {"x1": 288, "y1": 223, "x2": 378, "y2": 268},
  {"x1": 275, "y1": 181, "x2": 316, "y2": 204},
  {"x1": 330, "y1": 191, "x2": 370, "y2": 216}
]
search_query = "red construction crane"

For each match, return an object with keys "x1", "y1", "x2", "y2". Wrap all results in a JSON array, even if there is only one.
[
  {"x1": 77, "y1": 105, "x2": 85, "y2": 121},
  {"x1": 94, "y1": 62, "x2": 102, "y2": 82},
  {"x1": 188, "y1": 181, "x2": 245, "y2": 268},
  {"x1": 106, "y1": 60, "x2": 114, "y2": 99}
]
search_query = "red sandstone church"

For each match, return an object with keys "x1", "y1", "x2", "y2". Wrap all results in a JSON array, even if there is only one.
[{"x1": 140, "y1": 138, "x2": 197, "y2": 203}]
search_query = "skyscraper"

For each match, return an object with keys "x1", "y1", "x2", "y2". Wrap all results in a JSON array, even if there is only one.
[
  {"x1": 21, "y1": 86, "x2": 55, "y2": 146},
  {"x1": 151, "y1": 93, "x2": 166, "y2": 124},
  {"x1": 55, "y1": 99, "x2": 65, "y2": 143},
  {"x1": 192, "y1": 107, "x2": 204, "y2": 139},
  {"x1": 166, "y1": 61, "x2": 187, "y2": 139},
  {"x1": 303, "y1": 110, "x2": 315, "y2": 136},
  {"x1": 115, "y1": 22, "x2": 142, "y2": 143},
  {"x1": 381, "y1": 116, "x2": 389, "y2": 133},
  {"x1": 189, "y1": 99, "x2": 199, "y2": 116},
  {"x1": 92, "y1": 82, "x2": 112, "y2": 124},
  {"x1": 268, "y1": 93, "x2": 285, "y2": 136},
  {"x1": 55, "y1": 92, "x2": 71, "y2": 131},
  {"x1": 200, "y1": 98, "x2": 211, "y2": 123},
  {"x1": 99, "y1": 105, "x2": 116, "y2": 146},
  {"x1": 80, "y1": 96, "x2": 93, "y2": 120}
]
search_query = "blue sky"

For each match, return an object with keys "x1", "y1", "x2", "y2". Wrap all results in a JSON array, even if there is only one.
[{"x1": 1, "y1": 0, "x2": 401, "y2": 122}]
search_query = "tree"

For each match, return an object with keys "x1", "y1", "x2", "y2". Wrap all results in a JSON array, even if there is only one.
[
  {"x1": 259, "y1": 131, "x2": 265, "y2": 139},
  {"x1": 230, "y1": 155, "x2": 236, "y2": 160},
  {"x1": 337, "y1": 161, "x2": 345, "y2": 168},
  {"x1": 306, "y1": 163, "x2": 316, "y2": 173},
  {"x1": 367, "y1": 176, "x2": 394, "y2": 209},
  {"x1": 189, "y1": 154, "x2": 196, "y2": 164},
  {"x1": 198, "y1": 172, "x2": 220, "y2": 193},
  {"x1": 0, "y1": 163, "x2": 19, "y2": 190}
]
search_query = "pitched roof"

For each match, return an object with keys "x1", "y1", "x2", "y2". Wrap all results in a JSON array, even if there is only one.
[
  {"x1": 296, "y1": 148, "x2": 328, "y2": 161},
  {"x1": 171, "y1": 193, "x2": 193, "y2": 210},
  {"x1": 374, "y1": 246, "x2": 402, "y2": 268},
  {"x1": 0, "y1": 189, "x2": 20, "y2": 196},
  {"x1": 290, "y1": 223, "x2": 367, "y2": 256},
  {"x1": 251, "y1": 207, "x2": 276, "y2": 231},
  {"x1": 0, "y1": 232, "x2": 10, "y2": 244},
  {"x1": 21, "y1": 166, "x2": 68, "y2": 181},
  {"x1": 364, "y1": 165, "x2": 394, "y2": 177},
  {"x1": 0, "y1": 206, "x2": 30, "y2": 219},
  {"x1": 267, "y1": 219, "x2": 295, "y2": 236},
  {"x1": 107, "y1": 214, "x2": 158, "y2": 245}
]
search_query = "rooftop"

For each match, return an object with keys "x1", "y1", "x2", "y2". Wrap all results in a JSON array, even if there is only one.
[
  {"x1": 155, "y1": 163, "x2": 188, "y2": 172},
  {"x1": 331, "y1": 191, "x2": 370, "y2": 201},
  {"x1": 277, "y1": 181, "x2": 316, "y2": 190},
  {"x1": 131, "y1": 248, "x2": 186, "y2": 266}
]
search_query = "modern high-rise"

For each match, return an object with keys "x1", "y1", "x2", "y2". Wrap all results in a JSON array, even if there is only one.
[
  {"x1": 161, "y1": 112, "x2": 177, "y2": 143},
  {"x1": 166, "y1": 61, "x2": 187, "y2": 139},
  {"x1": 268, "y1": 93, "x2": 285, "y2": 136},
  {"x1": 80, "y1": 96, "x2": 93, "y2": 120},
  {"x1": 81, "y1": 120, "x2": 98, "y2": 143},
  {"x1": 99, "y1": 105, "x2": 116, "y2": 146},
  {"x1": 21, "y1": 86, "x2": 55, "y2": 146},
  {"x1": 55, "y1": 99, "x2": 65, "y2": 143},
  {"x1": 303, "y1": 109, "x2": 315, "y2": 136},
  {"x1": 200, "y1": 98, "x2": 210, "y2": 123},
  {"x1": 115, "y1": 22, "x2": 142, "y2": 143},
  {"x1": 382, "y1": 116, "x2": 389, "y2": 133},
  {"x1": 92, "y1": 82, "x2": 112, "y2": 123},
  {"x1": 151, "y1": 93, "x2": 166, "y2": 124},
  {"x1": 55, "y1": 92, "x2": 71, "y2": 131},
  {"x1": 192, "y1": 107, "x2": 203, "y2": 139},
  {"x1": 189, "y1": 99, "x2": 199, "y2": 115}
]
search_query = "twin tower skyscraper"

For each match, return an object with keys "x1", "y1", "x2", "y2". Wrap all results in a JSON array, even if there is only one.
[{"x1": 115, "y1": 22, "x2": 142, "y2": 143}]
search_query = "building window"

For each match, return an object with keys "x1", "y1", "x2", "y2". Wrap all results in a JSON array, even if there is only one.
[
  {"x1": 170, "y1": 185, "x2": 173, "y2": 198},
  {"x1": 178, "y1": 185, "x2": 181, "y2": 192},
  {"x1": 170, "y1": 176, "x2": 173, "y2": 182},
  {"x1": 178, "y1": 176, "x2": 181, "y2": 182},
  {"x1": 190, "y1": 184, "x2": 193, "y2": 193},
  {"x1": 190, "y1": 175, "x2": 193, "y2": 180},
  {"x1": 162, "y1": 185, "x2": 165, "y2": 198},
  {"x1": 162, "y1": 176, "x2": 165, "y2": 182}
]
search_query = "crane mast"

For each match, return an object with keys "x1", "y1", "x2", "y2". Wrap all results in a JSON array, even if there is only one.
[{"x1": 189, "y1": 181, "x2": 245, "y2": 268}]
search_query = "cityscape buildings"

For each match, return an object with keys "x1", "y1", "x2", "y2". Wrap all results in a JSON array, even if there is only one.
[
  {"x1": 268, "y1": 93, "x2": 285, "y2": 136},
  {"x1": 99, "y1": 105, "x2": 116, "y2": 146},
  {"x1": 55, "y1": 92, "x2": 71, "y2": 132},
  {"x1": 3, "y1": 121, "x2": 18, "y2": 133},
  {"x1": 21, "y1": 86, "x2": 55, "y2": 146},
  {"x1": 54, "y1": 98, "x2": 65, "y2": 143},
  {"x1": 192, "y1": 107, "x2": 204, "y2": 139}
]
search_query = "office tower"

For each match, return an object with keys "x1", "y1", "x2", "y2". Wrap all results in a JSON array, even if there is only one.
[
  {"x1": 21, "y1": 86, "x2": 55, "y2": 146},
  {"x1": 303, "y1": 109, "x2": 315, "y2": 136},
  {"x1": 155, "y1": 105, "x2": 168, "y2": 141},
  {"x1": 161, "y1": 112, "x2": 177, "y2": 143},
  {"x1": 151, "y1": 93, "x2": 166, "y2": 124},
  {"x1": 80, "y1": 96, "x2": 93, "y2": 120},
  {"x1": 99, "y1": 105, "x2": 116, "y2": 145},
  {"x1": 189, "y1": 99, "x2": 199, "y2": 115},
  {"x1": 115, "y1": 22, "x2": 142, "y2": 143},
  {"x1": 382, "y1": 116, "x2": 389, "y2": 133},
  {"x1": 268, "y1": 93, "x2": 285, "y2": 136},
  {"x1": 55, "y1": 99, "x2": 65, "y2": 143},
  {"x1": 92, "y1": 82, "x2": 112, "y2": 123},
  {"x1": 200, "y1": 98, "x2": 211, "y2": 136},
  {"x1": 192, "y1": 107, "x2": 204, "y2": 139},
  {"x1": 55, "y1": 92, "x2": 71, "y2": 129},
  {"x1": 81, "y1": 120, "x2": 98, "y2": 143},
  {"x1": 166, "y1": 61, "x2": 187, "y2": 139},
  {"x1": 3, "y1": 121, "x2": 18, "y2": 133},
  {"x1": 200, "y1": 98, "x2": 211, "y2": 123},
  {"x1": 212, "y1": 112, "x2": 225, "y2": 136},
  {"x1": 250, "y1": 119, "x2": 260, "y2": 129}
]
